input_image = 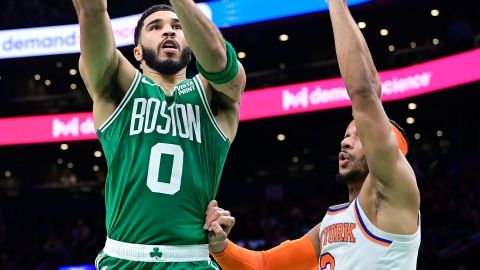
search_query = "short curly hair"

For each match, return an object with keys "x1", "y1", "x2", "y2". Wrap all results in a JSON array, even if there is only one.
[{"x1": 134, "y1": 4, "x2": 176, "y2": 46}]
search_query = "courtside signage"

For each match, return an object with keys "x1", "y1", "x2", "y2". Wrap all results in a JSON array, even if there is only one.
[
  {"x1": 206, "y1": 0, "x2": 370, "y2": 28},
  {"x1": 0, "y1": 113, "x2": 96, "y2": 145},
  {"x1": 0, "y1": 0, "x2": 370, "y2": 59},
  {"x1": 0, "y1": 14, "x2": 141, "y2": 59},
  {"x1": 241, "y1": 49, "x2": 480, "y2": 120},
  {"x1": 1, "y1": 49, "x2": 478, "y2": 146}
]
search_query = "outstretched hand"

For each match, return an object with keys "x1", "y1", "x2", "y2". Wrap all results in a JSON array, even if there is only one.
[
  {"x1": 204, "y1": 200, "x2": 235, "y2": 253},
  {"x1": 72, "y1": 0, "x2": 107, "y2": 14}
]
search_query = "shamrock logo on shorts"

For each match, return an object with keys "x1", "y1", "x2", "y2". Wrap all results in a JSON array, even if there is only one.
[{"x1": 150, "y1": 247, "x2": 163, "y2": 259}]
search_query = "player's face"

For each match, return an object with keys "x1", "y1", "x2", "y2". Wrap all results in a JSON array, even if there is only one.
[
  {"x1": 337, "y1": 124, "x2": 369, "y2": 183},
  {"x1": 137, "y1": 11, "x2": 192, "y2": 75}
]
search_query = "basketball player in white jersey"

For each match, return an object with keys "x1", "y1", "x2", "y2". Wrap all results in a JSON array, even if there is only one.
[{"x1": 203, "y1": 0, "x2": 421, "y2": 269}]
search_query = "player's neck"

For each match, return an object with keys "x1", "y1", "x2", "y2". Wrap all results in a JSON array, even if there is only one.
[
  {"x1": 143, "y1": 68, "x2": 187, "y2": 95},
  {"x1": 347, "y1": 180, "x2": 363, "y2": 203}
]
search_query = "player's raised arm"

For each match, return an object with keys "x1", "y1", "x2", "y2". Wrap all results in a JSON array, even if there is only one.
[
  {"x1": 327, "y1": 0, "x2": 419, "y2": 212},
  {"x1": 205, "y1": 201, "x2": 319, "y2": 270},
  {"x1": 169, "y1": 0, "x2": 246, "y2": 104},
  {"x1": 73, "y1": 0, "x2": 136, "y2": 104}
]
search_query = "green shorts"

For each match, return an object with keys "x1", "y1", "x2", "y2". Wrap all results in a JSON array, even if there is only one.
[
  {"x1": 95, "y1": 251, "x2": 219, "y2": 270},
  {"x1": 95, "y1": 238, "x2": 219, "y2": 270}
]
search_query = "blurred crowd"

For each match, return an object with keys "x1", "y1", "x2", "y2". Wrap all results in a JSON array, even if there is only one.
[
  {"x1": 0, "y1": 0, "x2": 175, "y2": 30},
  {"x1": 0, "y1": 1, "x2": 479, "y2": 269},
  {"x1": 1, "y1": 136, "x2": 479, "y2": 270},
  {"x1": 1, "y1": 0, "x2": 479, "y2": 52}
]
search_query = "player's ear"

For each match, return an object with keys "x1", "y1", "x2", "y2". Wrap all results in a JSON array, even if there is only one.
[{"x1": 134, "y1": 45, "x2": 143, "y2": 62}]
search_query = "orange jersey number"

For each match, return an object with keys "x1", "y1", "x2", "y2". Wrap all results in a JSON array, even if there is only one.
[{"x1": 320, "y1": 253, "x2": 335, "y2": 270}]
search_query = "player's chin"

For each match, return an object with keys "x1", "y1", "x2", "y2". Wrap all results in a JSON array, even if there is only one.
[
  {"x1": 338, "y1": 165, "x2": 351, "y2": 175},
  {"x1": 158, "y1": 53, "x2": 174, "y2": 59}
]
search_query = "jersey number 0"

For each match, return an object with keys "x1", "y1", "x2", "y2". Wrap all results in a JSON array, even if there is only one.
[{"x1": 147, "y1": 143, "x2": 183, "y2": 195}]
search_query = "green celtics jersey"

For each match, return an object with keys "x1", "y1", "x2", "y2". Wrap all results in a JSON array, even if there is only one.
[{"x1": 96, "y1": 70, "x2": 230, "y2": 245}]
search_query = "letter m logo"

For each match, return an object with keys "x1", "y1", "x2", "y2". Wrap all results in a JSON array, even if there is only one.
[
  {"x1": 52, "y1": 118, "x2": 79, "y2": 138},
  {"x1": 282, "y1": 87, "x2": 309, "y2": 110}
]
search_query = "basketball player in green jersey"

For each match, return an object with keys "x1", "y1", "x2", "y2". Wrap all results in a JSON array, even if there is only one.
[{"x1": 72, "y1": 0, "x2": 246, "y2": 269}]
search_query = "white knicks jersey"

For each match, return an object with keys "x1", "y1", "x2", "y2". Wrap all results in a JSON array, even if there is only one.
[{"x1": 319, "y1": 198, "x2": 420, "y2": 270}]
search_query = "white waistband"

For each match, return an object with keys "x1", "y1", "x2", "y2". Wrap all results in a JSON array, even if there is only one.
[{"x1": 103, "y1": 237, "x2": 210, "y2": 262}]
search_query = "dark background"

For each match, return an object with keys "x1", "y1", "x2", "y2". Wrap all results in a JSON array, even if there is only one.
[{"x1": 0, "y1": 0, "x2": 479, "y2": 269}]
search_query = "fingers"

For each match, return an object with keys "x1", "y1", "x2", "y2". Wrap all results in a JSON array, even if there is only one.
[
  {"x1": 204, "y1": 200, "x2": 219, "y2": 229},
  {"x1": 211, "y1": 221, "x2": 224, "y2": 234},
  {"x1": 208, "y1": 222, "x2": 227, "y2": 243},
  {"x1": 208, "y1": 216, "x2": 235, "y2": 233},
  {"x1": 205, "y1": 201, "x2": 234, "y2": 253},
  {"x1": 206, "y1": 200, "x2": 218, "y2": 214},
  {"x1": 204, "y1": 209, "x2": 231, "y2": 229},
  {"x1": 205, "y1": 200, "x2": 227, "y2": 228},
  {"x1": 207, "y1": 217, "x2": 235, "y2": 254}
]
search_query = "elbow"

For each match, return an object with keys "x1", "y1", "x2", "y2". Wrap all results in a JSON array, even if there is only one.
[
  {"x1": 203, "y1": 41, "x2": 228, "y2": 72},
  {"x1": 212, "y1": 50, "x2": 228, "y2": 72},
  {"x1": 347, "y1": 78, "x2": 381, "y2": 99},
  {"x1": 347, "y1": 85, "x2": 374, "y2": 99},
  {"x1": 213, "y1": 52, "x2": 228, "y2": 71}
]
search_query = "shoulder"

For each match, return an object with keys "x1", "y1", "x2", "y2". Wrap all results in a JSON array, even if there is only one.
[{"x1": 326, "y1": 202, "x2": 351, "y2": 215}]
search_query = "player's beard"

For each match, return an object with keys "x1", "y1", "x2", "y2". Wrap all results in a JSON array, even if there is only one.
[
  {"x1": 336, "y1": 156, "x2": 369, "y2": 184},
  {"x1": 141, "y1": 45, "x2": 192, "y2": 75}
]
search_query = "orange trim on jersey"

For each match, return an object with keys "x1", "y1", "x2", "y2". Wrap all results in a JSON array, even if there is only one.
[
  {"x1": 326, "y1": 203, "x2": 350, "y2": 215},
  {"x1": 353, "y1": 200, "x2": 392, "y2": 247},
  {"x1": 326, "y1": 208, "x2": 349, "y2": 215}
]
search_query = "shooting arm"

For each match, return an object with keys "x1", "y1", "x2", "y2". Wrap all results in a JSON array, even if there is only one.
[
  {"x1": 169, "y1": 0, "x2": 246, "y2": 103},
  {"x1": 328, "y1": 0, "x2": 419, "y2": 206},
  {"x1": 73, "y1": 0, "x2": 135, "y2": 99}
]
